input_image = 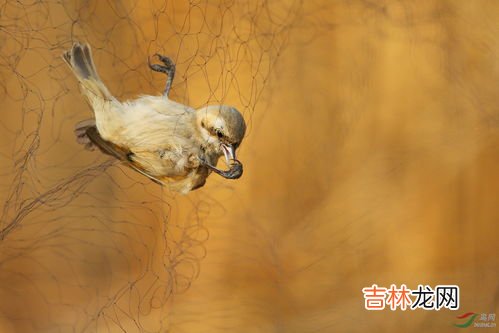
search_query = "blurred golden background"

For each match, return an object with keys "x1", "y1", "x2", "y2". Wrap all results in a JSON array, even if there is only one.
[{"x1": 0, "y1": 0, "x2": 497, "y2": 332}]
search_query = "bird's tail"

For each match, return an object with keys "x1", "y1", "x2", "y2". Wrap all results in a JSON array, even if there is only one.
[{"x1": 62, "y1": 42, "x2": 113, "y2": 103}]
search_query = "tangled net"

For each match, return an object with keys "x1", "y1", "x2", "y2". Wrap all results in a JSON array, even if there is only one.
[{"x1": 0, "y1": 0, "x2": 301, "y2": 331}]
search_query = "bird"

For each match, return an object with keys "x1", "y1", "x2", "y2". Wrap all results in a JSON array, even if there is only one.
[{"x1": 63, "y1": 42, "x2": 246, "y2": 194}]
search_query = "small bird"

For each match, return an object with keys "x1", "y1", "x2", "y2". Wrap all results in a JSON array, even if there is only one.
[{"x1": 63, "y1": 42, "x2": 246, "y2": 193}]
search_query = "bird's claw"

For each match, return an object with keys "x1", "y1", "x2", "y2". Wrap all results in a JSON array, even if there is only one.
[
  {"x1": 148, "y1": 53, "x2": 175, "y2": 73},
  {"x1": 148, "y1": 53, "x2": 176, "y2": 96},
  {"x1": 201, "y1": 159, "x2": 243, "y2": 179}
]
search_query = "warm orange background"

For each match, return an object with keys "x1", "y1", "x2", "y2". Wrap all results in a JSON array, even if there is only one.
[{"x1": 0, "y1": 1, "x2": 497, "y2": 332}]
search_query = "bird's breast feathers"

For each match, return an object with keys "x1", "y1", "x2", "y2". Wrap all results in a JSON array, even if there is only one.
[
  {"x1": 97, "y1": 95, "x2": 214, "y2": 179},
  {"x1": 117, "y1": 96, "x2": 198, "y2": 150}
]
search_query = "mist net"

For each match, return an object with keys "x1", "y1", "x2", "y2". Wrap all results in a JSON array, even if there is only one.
[{"x1": 0, "y1": 0, "x2": 300, "y2": 331}]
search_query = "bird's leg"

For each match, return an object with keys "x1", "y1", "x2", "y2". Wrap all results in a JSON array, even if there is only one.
[
  {"x1": 201, "y1": 159, "x2": 243, "y2": 179},
  {"x1": 148, "y1": 53, "x2": 176, "y2": 97}
]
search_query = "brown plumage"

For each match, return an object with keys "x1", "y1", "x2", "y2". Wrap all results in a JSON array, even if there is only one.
[{"x1": 64, "y1": 42, "x2": 246, "y2": 193}]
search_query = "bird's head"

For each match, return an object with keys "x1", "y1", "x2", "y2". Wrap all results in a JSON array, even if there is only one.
[{"x1": 195, "y1": 105, "x2": 246, "y2": 166}]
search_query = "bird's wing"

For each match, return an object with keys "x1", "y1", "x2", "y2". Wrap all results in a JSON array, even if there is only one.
[
  {"x1": 85, "y1": 126, "x2": 130, "y2": 160},
  {"x1": 130, "y1": 95, "x2": 195, "y2": 117},
  {"x1": 85, "y1": 126, "x2": 167, "y2": 185}
]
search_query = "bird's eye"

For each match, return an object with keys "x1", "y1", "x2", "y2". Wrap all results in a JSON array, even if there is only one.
[{"x1": 215, "y1": 129, "x2": 223, "y2": 139}]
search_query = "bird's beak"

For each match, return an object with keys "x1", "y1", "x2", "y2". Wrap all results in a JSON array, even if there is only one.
[{"x1": 221, "y1": 143, "x2": 236, "y2": 166}]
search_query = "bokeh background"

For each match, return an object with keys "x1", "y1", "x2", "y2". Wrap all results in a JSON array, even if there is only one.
[{"x1": 0, "y1": 0, "x2": 497, "y2": 332}]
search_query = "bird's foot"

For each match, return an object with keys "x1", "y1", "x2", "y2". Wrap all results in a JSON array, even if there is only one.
[
  {"x1": 148, "y1": 53, "x2": 175, "y2": 74},
  {"x1": 148, "y1": 53, "x2": 176, "y2": 96},
  {"x1": 201, "y1": 159, "x2": 243, "y2": 179}
]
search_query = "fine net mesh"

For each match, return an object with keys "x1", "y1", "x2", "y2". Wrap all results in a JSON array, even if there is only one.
[{"x1": 0, "y1": 0, "x2": 300, "y2": 331}]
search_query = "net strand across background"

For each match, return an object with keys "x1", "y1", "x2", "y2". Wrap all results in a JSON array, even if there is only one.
[{"x1": 0, "y1": 1, "x2": 497, "y2": 332}]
